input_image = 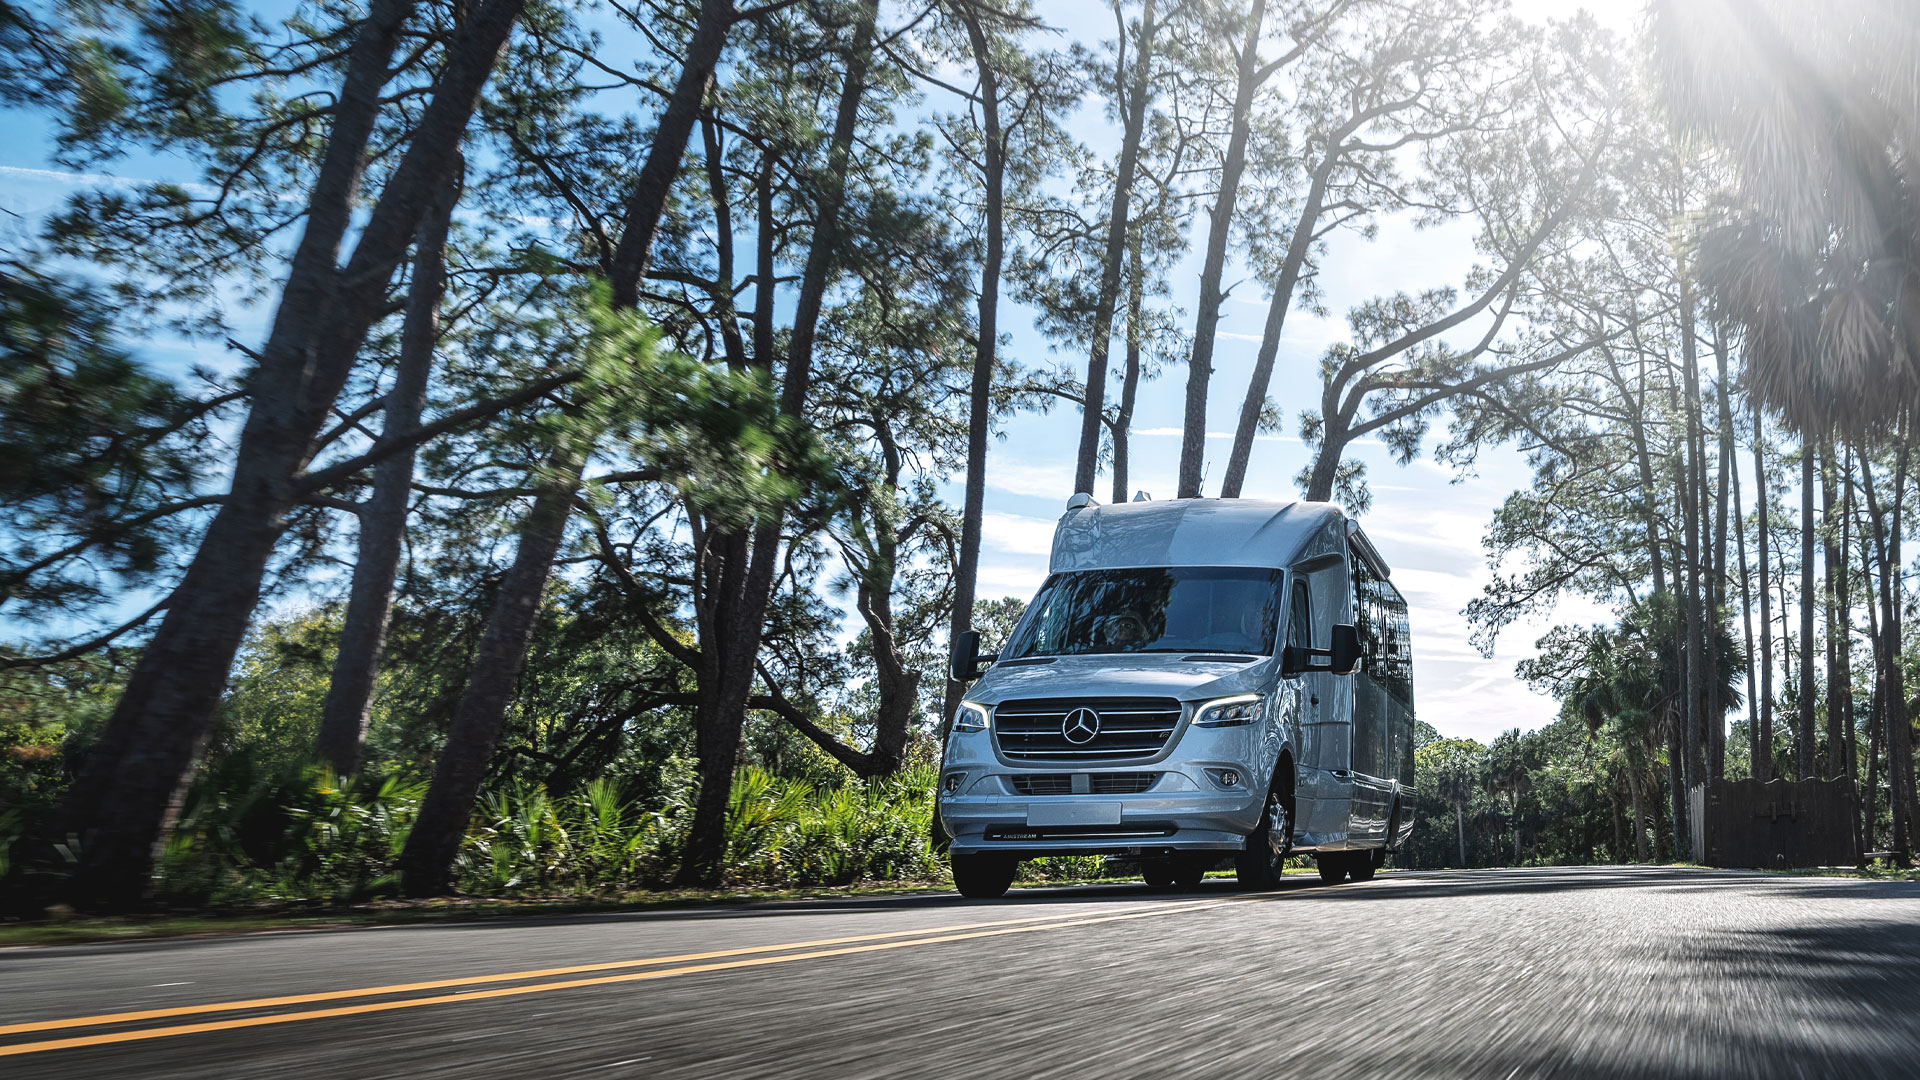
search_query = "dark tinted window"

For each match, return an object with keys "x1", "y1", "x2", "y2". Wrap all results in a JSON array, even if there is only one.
[
  {"x1": 1005, "y1": 567, "x2": 1284, "y2": 657},
  {"x1": 1351, "y1": 549, "x2": 1413, "y2": 706},
  {"x1": 1287, "y1": 580, "x2": 1312, "y2": 653}
]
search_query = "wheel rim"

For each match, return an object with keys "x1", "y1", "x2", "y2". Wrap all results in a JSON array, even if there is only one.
[{"x1": 1264, "y1": 795, "x2": 1291, "y2": 873}]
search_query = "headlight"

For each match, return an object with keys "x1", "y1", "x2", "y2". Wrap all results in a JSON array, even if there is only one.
[
  {"x1": 953, "y1": 700, "x2": 991, "y2": 732},
  {"x1": 1192, "y1": 694, "x2": 1264, "y2": 728}
]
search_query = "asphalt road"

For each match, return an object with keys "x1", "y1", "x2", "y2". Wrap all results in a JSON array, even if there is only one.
[{"x1": 4, "y1": 867, "x2": 1919, "y2": 1079}]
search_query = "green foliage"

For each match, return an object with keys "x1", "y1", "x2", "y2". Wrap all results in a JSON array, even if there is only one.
[
  {"x1": 155, "y1": 755, "x2": 958, "y2": 903},
  {"x1": 0, "y1": 263, "x2": 229, "y2": 628}
]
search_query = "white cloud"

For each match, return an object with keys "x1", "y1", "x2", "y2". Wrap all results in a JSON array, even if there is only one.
[
  {"x1": 987, "y1": 460, "x2": 1076, "y2": 500},
  {"x1": 980, "y1": 511, "x2": 1057, "y2": 557}
]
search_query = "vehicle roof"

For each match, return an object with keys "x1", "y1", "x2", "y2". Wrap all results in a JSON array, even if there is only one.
[{"x1": 1049, "y1": 498, "x2": 1369, "y2": 574}]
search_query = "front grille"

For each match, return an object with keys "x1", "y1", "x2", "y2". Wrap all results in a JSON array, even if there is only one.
[
  {"x1": 993, "y1": 697, "x2": 1182, "y2": 761},
  {"x1": 1008, "y1": 772, "x2": 1162, "y2": 795},
  {"x1": 1091, "y1": 772, "x2": 1161, "y2": 794},
  {"x1": 1009, "y1": 774, "x2": 1073, "y2": 795}
]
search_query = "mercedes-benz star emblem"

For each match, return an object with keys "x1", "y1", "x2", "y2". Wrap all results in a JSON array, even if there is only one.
[{"x1": 1062, "y1": 707, "x2": 1102, "y2": 745}]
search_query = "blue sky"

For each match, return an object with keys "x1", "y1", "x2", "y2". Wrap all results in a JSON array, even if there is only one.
[
  {"x1": 0, "y1": 0, "x2": 1642, "y2": 744},
  {"x1": 957, "y1": 0, "x2": 1640, "y2": 742}
]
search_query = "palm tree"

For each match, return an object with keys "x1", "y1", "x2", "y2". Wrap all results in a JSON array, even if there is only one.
[
  {"x1": 1652, "y1": 0, "x2": 1920, "y2": 858},
  {"x1": 1553, "y1": 598, "x2": 1746, "y2": 863}
]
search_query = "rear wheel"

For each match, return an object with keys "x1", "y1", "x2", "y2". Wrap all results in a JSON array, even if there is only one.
[
  {"x1": 1236, "y1": 780, "x2": 1293, "y2": 891},
  {"x1": 1348, "y1": 853, "x2": 1377, "y2": 883},
  {"x1": 1141, "y1": 860, "x2": 1178, "y2": 889},
  {"x1": 952, "y1": 854, "x2": 1017, "y2": 899}
]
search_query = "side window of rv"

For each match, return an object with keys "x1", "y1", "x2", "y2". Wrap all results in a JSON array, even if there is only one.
[
  {"x1": 1350, "y1": 548, "x2": 1381, "y2": 662},
  {"x1": 1287, "y1": 580, "x2": 1311, "y2": 653}
]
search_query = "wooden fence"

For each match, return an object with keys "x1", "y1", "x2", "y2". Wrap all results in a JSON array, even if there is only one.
[{"x1": 1691, "y1": 778, "x2": 1860, "y2": 869}]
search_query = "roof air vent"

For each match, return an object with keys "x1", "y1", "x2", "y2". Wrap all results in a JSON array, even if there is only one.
[
  {"x1": 1133, "y1": 490, "x2": 1151, "y2": 502},
  {"x1": 1065, "y1": 492, "x2": 1096, "y2": 511}
]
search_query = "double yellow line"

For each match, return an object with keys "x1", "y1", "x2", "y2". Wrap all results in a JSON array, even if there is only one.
[{"x1": 1, "y1": 894, "x2": 1266, "y2": 1057}]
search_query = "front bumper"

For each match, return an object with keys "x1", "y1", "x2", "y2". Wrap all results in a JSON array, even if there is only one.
[{"x1": 939, "y1": 787, "x2": 1261, "y2": 859}]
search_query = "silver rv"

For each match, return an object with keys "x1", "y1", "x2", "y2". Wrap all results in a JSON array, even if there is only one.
[{"x1": 939, "y1": 497, "x2": 1416, "y2": 898}]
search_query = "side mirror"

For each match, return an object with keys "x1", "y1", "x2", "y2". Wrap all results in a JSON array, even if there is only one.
[
  {"x1": 1329, "y1": 623, "x2": 1362, "y2": 675},
  {"x1": 950, "y1": 630, "x2": 998, "y2": 682},
  {"x1": 950, "y1": 630, "x2": 979, "y2": 682}
]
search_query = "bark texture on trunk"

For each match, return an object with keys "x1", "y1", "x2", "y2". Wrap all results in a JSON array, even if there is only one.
[
  {"x1": 1753, "y1": 404, "x2": 1774, "y2": 781},
  {"x1": 397, "y1": 443, "x2": 587, "y2": 895},
  {"x1": 1177, "y1": 0, "x2": 1267, "y2": 499},
  {"x1": 1220, "y1": 153, "x2": 1335, "y2": 498},
  {"x1": 1110, "y1": 233, "x2": 1144, "y2": 506},
  {"x1": 609, "y1": 0, "x2": 734, "y2": 309},
  {"x1": 1798, "y1": 450, "x2": 1817, "y2": 780},
  {"x1": 317, "y1": 162, "x2": 463, "y2": 776},
  {"x1": 1073, "y1": 0, "x2": 1154, "y2": 496},
  {"x1": 944, "y1": 3, "x2": 1006, "y2": 730},
  {"x1": 1818, "y1": 444, "x2": 1848, "y2": 782},
  {"x1": 676, "y1": 1, "x2": 877, "y2": 885},
  {"x1": 56, "y1": 0, "x2": 525, "y2": 910}
]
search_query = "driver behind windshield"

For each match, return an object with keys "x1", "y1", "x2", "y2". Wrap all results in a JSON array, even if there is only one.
[{"x1": 1098, "y1": 611, "x2": 1150, "y2": 650}]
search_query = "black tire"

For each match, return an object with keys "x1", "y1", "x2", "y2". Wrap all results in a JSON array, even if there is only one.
[
  {"x1": 1316, "y1": 853, "x2": 1349, "y2": 885},
  {"x1": 1349, "y1": 853, "x2": 1377, "y2": 883},
  {"x1": 1236, "y1": 779, "x2": 1293, "y2": 890},
  {"x1": 1141, "y1": 860, "x2": 1178, "y2": 888},
  {"x1": 952, "y1": 854, "x2": 1017, "y2": 899},
  {"x1": 1173, "y1": 857, "x2": 1209, "y2": 889}
]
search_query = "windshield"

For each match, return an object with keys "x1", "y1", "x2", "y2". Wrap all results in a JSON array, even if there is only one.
[{"x1": 1003, "y1": 566, "x2": 1285, "y2": 658}]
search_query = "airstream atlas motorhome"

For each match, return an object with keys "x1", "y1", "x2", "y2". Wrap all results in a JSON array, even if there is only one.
[{"x1": 940, "y1": 496, "x2": 1416, "y2": 898}]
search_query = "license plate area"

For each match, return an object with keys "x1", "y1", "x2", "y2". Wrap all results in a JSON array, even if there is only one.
[{"x1": 1025, "y1": 801, "x2": 1123, "y2": 827}]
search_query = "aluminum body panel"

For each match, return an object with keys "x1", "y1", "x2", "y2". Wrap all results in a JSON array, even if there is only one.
[{"x1": 1049, "y1": 498, "x2": 1346, "y2": 573}]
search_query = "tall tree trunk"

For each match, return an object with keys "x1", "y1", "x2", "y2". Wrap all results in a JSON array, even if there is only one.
[
  {"x1": 1177, "y1": 0, "x2": 1267, "y2": 499},
  {"x1": 1110, "y1": 232, "x2": 1145, "y2": 506},
  {"x1": 1455, "y1": 802, "x2": 1466, "y2": 867},
  {"x1": 1709, "y1": 334, "x2": 1732, "y2": 779},
  {"x1": 943, "y1": 3, "x2": 1005, "y2": 730},
  {"x1": 1858, "y1": 444, "x2": 1913, "y2": 861},
  {"x1": 1863, "y1": 551, "x2": 1884, "y2": 853},
  {"x1": 1840, "y1": 448, "x2": 1861, "y2": 840},
  {"x1": 1625, "y1": 758, "x2": 1649, "y2": 862},
  {"x1": 1884, "y1": 440, "x2": 1913, "y2": 862},
  {"x1": 1732, "y1": 422, "x2": 1759, "y2": 778},
  {"x1": 1819, "y1": 442, "x2": 1849, "y2": 783},
  {"x1": 316, "y1": 160, "x2": 463, "y2": 776},
  {"x1": 397, "y1": 442, "x2": 587, "y2": 895},
  {"x1": 1219, "y1": 154, "x2": 1335, "y2": 498},
  {"x1": 677, "y1": 1, "x2": 877, "y2": 885},
  {"x1": 609, "y1": 0, "x2": 735, "y2": 309},
  {"x1": 1666, "y1": 727, "x2": 1686, "y2": 861},
  {"x1": 1302, "y1": 408, "x2": 1351, "y2": 504},
  {"x1": 394, "y1": 0, "x2": 743, "y2": 893},
  {"x1": 1627, "y1": 351, "x2": 1668, "y2": 597},
  {"x1": 1798, "y1": 448, "x2": 1817, "y2": 780},
  {"x1": 1753, "y1": 402, "x2": 1775, "y2": 781},
  {"x1": 1073, "y1": 0, "x2": 1155, "y2": 496},
  {"x1": 1679, "y1": 306, "x2": 1705, "y2": 804},
  {"x1": 55, "y1": 0, "x2": 525, "y2": 910}
]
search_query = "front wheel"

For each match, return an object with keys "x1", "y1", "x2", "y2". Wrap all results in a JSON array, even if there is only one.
[
  {"x1": 1316, "y1": 854, "x2": 1349, "y2": 885},
  {"x1": 1235, "y1": 786, "x2": 1292, "y2": 890},
  {"x1": 1141, "y1": 860, "x2": 1178, "y2": 889},
  {"x1": 952, "y1": 854, "x2": 1017, "y2": 899}
]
